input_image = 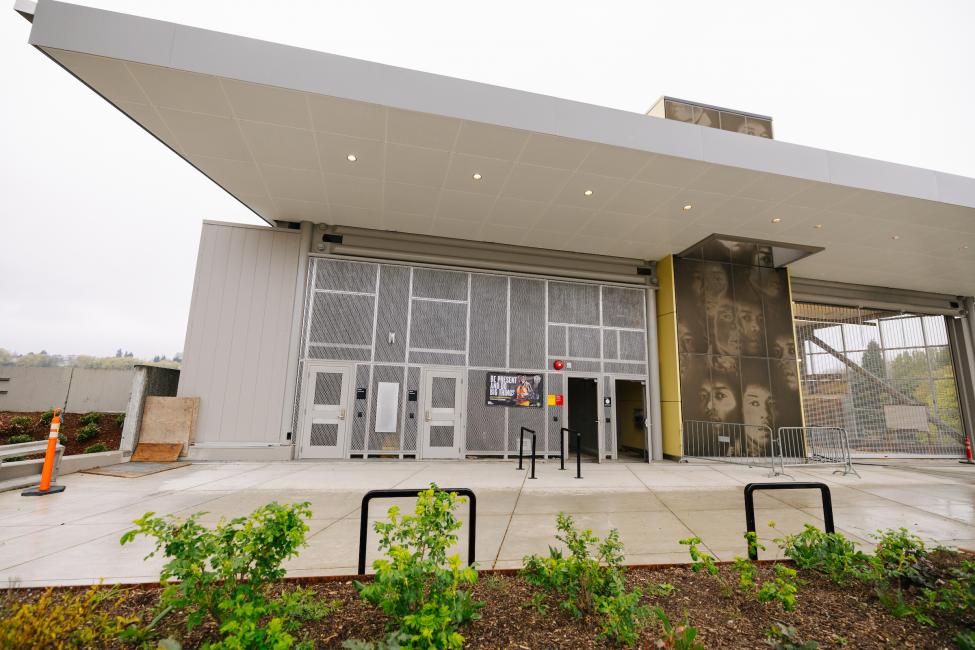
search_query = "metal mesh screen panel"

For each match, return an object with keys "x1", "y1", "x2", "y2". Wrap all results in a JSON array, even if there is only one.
[
  {"x1": 602, "y1": 287, "x2": 645, "y2": 329},
  {"x1": 431, "y1": 377, "x2": 457, "y2": 408},
  {"x1": 350, "y1": 364, "x2": 370, "y2": 452},
  {"x1": 469, "y1": 274, "x2": 508, "y2": 367},
  {"x1": 795, "y1": 302, "x2": 965, "y2": 457},
  {"x1": 548, "y1": 325, "x2": 566, "y2": 357},
  {"x1": 564, "y1": 359, "x2": 602, "y2": 373},
  {"x1": 409, "y1": 300, "x2": 467, "y2": 351},
  {"x1": 314, "y1": 372, "x2": 342, "y2": 405},
  {"x1": 412, "y1": 268, "x2": 468, "y2": 301},
  {"x1": 310, "y1": 293, "x2": 376, "y2": 345},
  {"x1": 568, "y1": 327, "x2": 601, "y2": 358},
  {"x1": 308, "y1": 346, "x2": 371, "y2": 361},
  {"x1": 403, "y1": 367, "x2": 420, "y2": 451},
  {"x1": 603, "y1": 330, "x2": 619, "y2": 360},
  {"x1": 466, "y1": 369, "x2": 505, "y2": 452},
  {"x1": 508, "y1": 403, "x2": 546, "y2": 454},
  {"x1": 368, "y1": 365, "x2": 405, "y2": 453},
  {"x1": 619, "y1": 330, "x2": 647, "y2": 361},
  {"x1": 315, "y1": 259, "x2": 377, "y2": 293},
  {"x1": 430, "y1": 425, "x2": 455, "y2": 446},
  {"x1": 374, "y1": 265, "x2": 410, "y2": 363},
  {"x1": 604, "y1": 361, "x2": 647, "y2": 375},
  {"x1": 409, "y1": 351, "x2": 466, "y2": 366},
  {"x1": 509, "y1": 278, "x2": 546, "y2": 369},
  {"x1": 547, "y1": 373, "x2": 564, "y2": 453},
  {"x1": 310, "y1": 423, "x2": 339, "y2": 446},
  {"x1": 548, "y1": 281, "x2": 601, "y2": 325}
]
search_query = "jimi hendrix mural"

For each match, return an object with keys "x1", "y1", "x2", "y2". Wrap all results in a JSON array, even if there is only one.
[{"x1": 674, "y1": 240, "x2": 802, "y2": 456}]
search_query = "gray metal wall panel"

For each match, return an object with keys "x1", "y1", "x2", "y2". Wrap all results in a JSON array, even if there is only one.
[
  {"x1": 548, "y1": 325, "x2": 567, "y2": 357},
  {"x1": 568, "y1": 327, "x2": 601, "y2": 358},
  {"x1": 602, "y1": 287, "x2": 646, "y2": 329},
  {"x1": 408, "y1": 351, "x2": 466, "y2": 366},
  {"x1": 177, "y1": 223, "x2": 301, "y2": 444},
  {"x1": 409, "y1": 300, "x2": 467, "y2": 351},
  {"x1": 466, "y1": 369, "x2": 505, "y2": 452},
  {"x1": 547, "y1": 373, "x2": 564, "y2": 453},
  {"x1": 374, "y1": 265, "x2": 410, "y2": 363},
  {"x1": 308, "y1": 346, "x2": 372, "y2": 361},
  {"x1": 619, "y1": 331, "x2": 647, "y2": 361},
  {"x1": 404, "y1": 366, "x2": 420, "y2": 451},
  {"x1": 549, "y1": 281, "x2": 600, "y2": 325},
  {"x1": 412, "y1": 268, "x2": 468, "y2": 301},
  {"x1": 509, "y1": 278, "x2": 546, "y2": 369},
  {"x1": 508, "y1": 400, "x2": 546, "y2": 454},
  {"x1": 310, "y1": 293, "x2": 376, "y2": 346},
  {"x1": 350, "y1": 364, "x2": 370, "y2": 451},
  {"x1": 603, "y1": 330, "x2": 619, "y2": 360},
  {"x1": 469, "y1": 274, "x2": 508, "y2": 367},
  {"x1": 316, "y1": 259, "x2": 377, "y2": 293}
]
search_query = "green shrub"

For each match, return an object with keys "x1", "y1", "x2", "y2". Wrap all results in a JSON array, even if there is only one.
[
  {"x1": 679, "y1": 536, "x2": 732, "y2": 597},
  {"x1": 6, "y1": 416, "x2": 32, "y2": 434},
  {"x1": 116, "y1": 412, "x2": 126, "y2": 428},
  {"x1": 757, "y1": 564, "x2": 799, "y2": 612},
  {"x1": 77, "y1": 423, "x2": 100, "y2": 443},
  {"x1": 39, "y1": 409, "x2": 56, "y2": 426},
  {"x1": 773, "y1": 523, "x2": 871, "y2": 584},
  {"x1": 523, "y1": 513, "x2": 650, "y2": 646},
  {"x1": 923, "y1": 559, "x2": 975, "y2": 625},
  {"x1": 79, "y1": 412, "x2": 101, "y2": 427},
  {"x1": 0, "y1": 585, "x2": 137, "y2": 648},
  {"x1": 84, "y1": 443, "x2": 109, "y2": 454},
  {"x1": 871, "y1": 528, "x2": 931, "y2": 586},
  {"x1": 120, "y1": 501, "x2": 314, "y2": 649},
  {"x1": 956, "y1": 629, "x2": 975, "y2": 650},
  {"x1": 6, "y1": 434, "x2": 33, "y2": 445},
  {"x1": 354, "y1": 484, "x2": 481, "y2": 650}
]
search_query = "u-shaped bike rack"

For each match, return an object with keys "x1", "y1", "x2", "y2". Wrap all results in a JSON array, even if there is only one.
[
  {"x1": 743, "y1": 481, "x2": 834, "y2": 560},
  {"x1": 357, "y1": 487, "x2": 477, "y2": 575}
]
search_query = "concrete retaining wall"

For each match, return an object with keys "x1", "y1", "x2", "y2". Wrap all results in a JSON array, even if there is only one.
[{"x1": 0, "y1": 367, "x2": 136, "y2": 413}]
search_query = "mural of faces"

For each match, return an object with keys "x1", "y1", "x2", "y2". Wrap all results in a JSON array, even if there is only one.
[{"x1": 674, "y1": 253, "x2": 802, "y2": 456}]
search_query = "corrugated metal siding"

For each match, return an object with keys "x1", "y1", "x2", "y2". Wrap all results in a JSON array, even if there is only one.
[{"x1": 178, "y1": 223, "x2": 302, "y2": 444}]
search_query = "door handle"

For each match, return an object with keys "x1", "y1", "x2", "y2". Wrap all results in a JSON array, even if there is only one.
[
  {"x1": 339, "y1": 408, "x2": 346, "y2": 420},
  {"x1": 425, "y1": 410, "x2": 432, "y2": 422}
]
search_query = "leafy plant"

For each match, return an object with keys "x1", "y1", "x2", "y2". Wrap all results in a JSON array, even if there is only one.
[
  {"x1": 79, "y1": 412, "x2": 102, "y2": 427},
  {"x1": 6, "y1": 433, "x2": 33, "y2": 445},
  {"x1": 77, "y1": 423, "x2": 100, "y2": 443},
  {"x1": 120, "y1": 501, "x2": 313, "y2": 648},
  {"x1": 523, "y1": 513, "x2": 650, "y2": 646},
  {"x1": 922, "y1": 559, "x2": 975, "y2": 624},
  {"x1": 40, "y1": 409, "x2": 56, "y2": 426},
  {"x1": 871, "y1": 528, "x2": 931, "y2": 586},
  {"x1": 0, "y1": 585, "x2": 137, "y2": 649},
  {"x1": 733, "y1": 556, "x2": 758, "y2": 591},
  {"x1": 648, "y1": 582, "x2": 676, "y2": 598},
  {"x1": 765, "y1": 622, "x2": 818, "y2": 649},
  {"x1": 84, "y1": 443, "x2": 109, "y2": 454},
  {"x1": 773, "y1": 524, "x2": 871, "y2": 584},
  {"x1": 679, "y1": 537, "x2": 719, "y2": 577},
  {"x1": 116, "y1": 412, "x2": 126, "y2": 428},
  {"x1": 876, "y1": 587, "x2": 933, "y2": 625},
  {"x1": 956, "y1": 628, "x2": 975, "y2": 650},
  {"x1": 652, "y1": 607, "x2": 703, "y2": 650},
  {"x1": 355, "y1": 484, "x2": 482, "y2": 650},
  {"x1": 757, "y1": 564, "x2": 799, "y2": 612},
  {"x1": 6, "y1": 416, "x2": 32, "y2": 434}
]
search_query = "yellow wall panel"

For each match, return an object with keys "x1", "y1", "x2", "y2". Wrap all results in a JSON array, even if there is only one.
[
  {"x1": 656, "y1": 255, "x2": 682, "y2": 456},
  {"x1": 661, "y1": 401, "x2": 683, "y2": 457}
]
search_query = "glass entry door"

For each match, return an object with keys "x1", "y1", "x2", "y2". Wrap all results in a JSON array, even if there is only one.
[
  {"x1": 299, "y1": 362, "x2": 352, "y2": 459},
  {"x1": 421, "y1": 368, "x2": 464, "y2": 459}
]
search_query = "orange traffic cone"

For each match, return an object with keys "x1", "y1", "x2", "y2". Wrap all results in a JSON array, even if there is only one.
[
  {"x1": 962, "y1": 436, "x2": 975, "y2": 465},
  {"x1": 21, "y1": 407, "x2": 67, "y2": 496}
]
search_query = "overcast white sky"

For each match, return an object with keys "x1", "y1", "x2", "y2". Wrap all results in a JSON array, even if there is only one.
[{"x1": 1, "y1": 0, "x2": 973, "y2": 359}]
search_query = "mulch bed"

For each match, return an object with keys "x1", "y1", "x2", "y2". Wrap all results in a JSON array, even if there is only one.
[
  {"x1": 2, "y1": 554, "x2": 969, "y2": 649},
  {"x1": 0, "y1": 410, "x2": 122, "y2": 456}
]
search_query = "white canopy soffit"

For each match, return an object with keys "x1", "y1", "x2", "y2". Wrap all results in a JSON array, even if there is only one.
[{"x1": 19, "y1": 0, "x2": 975, "y2": 295}]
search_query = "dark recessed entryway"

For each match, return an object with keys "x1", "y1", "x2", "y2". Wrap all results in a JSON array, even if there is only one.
[
  {"x1": 567, "y1": 377, "x2": 599, "y2": 456},
  {"x1": 615, "y1": 379, "x2": 647, "y2": 460}
]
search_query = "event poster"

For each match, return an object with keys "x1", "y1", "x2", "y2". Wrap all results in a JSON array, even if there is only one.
[{"x1": 486, "y1": 372, "x2": 544, "y2": 408}]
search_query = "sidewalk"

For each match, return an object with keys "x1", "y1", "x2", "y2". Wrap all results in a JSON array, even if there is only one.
[{"x1": 0, "y1": 459, "x2": 972, "y2": 587}]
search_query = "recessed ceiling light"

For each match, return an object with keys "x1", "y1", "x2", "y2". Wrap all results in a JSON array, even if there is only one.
[
  {"x1": 771, "y1": 217, "x2": 782, "y2": 224},
  {"x1": 891, "y1": 235, "x2": 900, "y2": 240},
  {"x1": 472, "y1": 172, "x2": 482, "y2": 181},
  {"x1": 814, "y1": 224, "x2": 823, "y2": 229},
  {"x1": 682, "y1": 204, "x2": 693, "y2": 211},
  {"x1": 964, "y1": 245, "x2": 970, "y2": 250},
  {"x1": 346, "y1": 154, "x2": 357, "y2": 162},
  {"x1": 584, "y1": 189, "x2": 594, "y2": 196}
]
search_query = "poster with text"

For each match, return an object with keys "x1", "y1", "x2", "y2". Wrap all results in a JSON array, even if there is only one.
[{"x1": 486, "y1": 372, "x2": 544, "y2": 408}]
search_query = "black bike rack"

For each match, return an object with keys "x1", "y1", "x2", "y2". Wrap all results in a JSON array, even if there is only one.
[
  {"x1": 743, "y1": 482, "x2": 834, "y2": 560},
  {"x1": 357, "y1": 487, "x2": 477, "y2": 575},
  {"x1": 516, "y1": 427, "x2": 537, "y2": 478},
  {"x1": 560, "y1": 427, "x2": 583, "y2": 478}
]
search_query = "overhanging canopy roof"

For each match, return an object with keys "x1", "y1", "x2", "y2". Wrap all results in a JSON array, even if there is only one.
[{"x1": 19, "y1": 0, "x2": 975, "y2": 295}]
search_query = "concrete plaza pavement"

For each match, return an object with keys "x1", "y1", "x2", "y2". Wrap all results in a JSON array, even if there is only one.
[{"x1": 0, "y1": 459, "x2": 973, "y2": 587}]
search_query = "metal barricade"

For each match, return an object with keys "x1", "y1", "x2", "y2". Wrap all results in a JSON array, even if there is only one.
[
  {"x1": 773, "y1": 427, "x2": 860, "y2": 477},
  {"x1": 682, "y1": 420, "x2": 777, "y2": 476}
]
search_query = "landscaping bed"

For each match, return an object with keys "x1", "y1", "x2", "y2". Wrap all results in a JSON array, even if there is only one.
[{"x1": 0, "y1": 410, "x2": 122, "y2": 456}]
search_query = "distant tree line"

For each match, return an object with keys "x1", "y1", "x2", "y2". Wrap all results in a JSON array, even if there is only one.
[{"x1": 0, "y1": 348, "x2": 181, "y2": 369}]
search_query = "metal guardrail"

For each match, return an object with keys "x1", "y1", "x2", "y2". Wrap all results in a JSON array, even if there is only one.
[
  {"x1": 682, "y1": 420, "x2": 777, "y2": 476},
  {"x1": 743, "y1": 481, "x2": 834, "y2": 560},
  {"x1": 773, "y1": 427, "x2": 860, "y2": 477},
  {"x1": 357, "y1": 487, "x2": 477, "y2": 575}
]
